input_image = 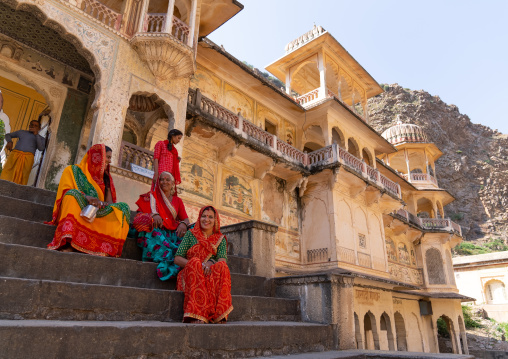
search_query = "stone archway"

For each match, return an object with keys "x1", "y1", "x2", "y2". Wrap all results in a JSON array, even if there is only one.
[
  {"x1": 436, "y1": 314, "x2": 458, "y2": 354},
  {"x1": 380, "y1": 312, "x2": 395, "y2": 351},
  {"x1": 354, "y1": 312, "x2": 364, "y2": 349},
  {"x1": 364, "y1": 311, "x2": 380, "y2": 350},
  {"x1": 394, "y1": 311, "x2": 407, "y2": 351},
  {"x1": 457, "y1": 316, "x2": 468, "y2": 354}
]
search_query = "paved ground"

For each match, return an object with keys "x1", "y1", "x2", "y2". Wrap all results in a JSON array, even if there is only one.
[{"x1": 265, "y1": 349, "x2": 474, "y2": 359}]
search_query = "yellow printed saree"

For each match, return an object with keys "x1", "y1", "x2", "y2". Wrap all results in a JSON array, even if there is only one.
[{"x1": 46, "y1": 144, "x2": 130, "y2": 257}]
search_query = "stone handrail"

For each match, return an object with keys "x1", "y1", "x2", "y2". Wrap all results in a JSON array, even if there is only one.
[
  {"x1": 67, "y1": 0, "x2": 122, "y2": 31},
  {"x1": 295, "y1": 89, "x2": 319, "y2": 105},
  {"x1": 118, "y1": 141, "x2": 154, "y2": 170},
  {"x1": 338, "y1": 246, "x2": 355, "y2": 264},
  {"x1": 379, "y1": 174, "x2": 401, "y2": 197},
  {"x1": 366, "y1": 164, "x2": 380, "y2": 183},
  {"x1": 410, "y1": 172, "x2": 438, "y2": 185},
  {"x1": 276, "y1": 139, "x2": 307, "y2": 164},
  {"x1": 337, "y1": 146, "x2": 365, "y2": 174},
  {"x1": 358, "y1": 252, "x2": 372, "y2": 268},
  {"x1": 144, "y1": 13, "x2": 166, "y2": 33},
  {"x1": 307, "y1": 248, "x2": 328, "y2": 263},
  {"x1": 200, "y1": 96, "x2": 239, "y2": 128},
  {"x1": 172, "y1": 16, "x2": 189, "y2": 44},
  {"x1": 308, "y1": 146, "x2": 334, "y2": 166},
  {"x1": 393, "y1": 212, "x2": 461, "y2": 236},
  {"x1": 243, "y1": 120, "x2": 273, "y2": 147}
]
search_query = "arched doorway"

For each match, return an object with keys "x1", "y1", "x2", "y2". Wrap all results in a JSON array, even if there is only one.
[
  {"x1": 118, "y1": 93, "x2": 175, "y2": 171},
  {"x1": 0, "y1": 1, "x2": 100, "y2": 190},
  {"x1": 380, "y1": 312, "x2": 395, "y2": 351},
  {"x1": 362, "y1": 148, "x2": 373, "y2": 166},
  {"x1": 364, "y1": 311, "x2": 380, "y2": 350},
  {"x1": 354, "y1": 312, "x2": 363, "y2": 349},
  {"x1": 436, "y1": 315, "x2": 457, "y2": 353},
  {"x1": 394, "y1": 312, "x2": 407, "y2": 351},
  {"x1": 332, "y1": 127, "x2": 345, "y2": 148},
  {"x1": 303, "y1": 124, "x2": 325, "y2": 152}
]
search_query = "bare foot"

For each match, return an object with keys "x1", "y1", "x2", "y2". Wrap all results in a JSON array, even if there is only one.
[
  {"x1": 59, "y1": 246, "x2": 75, "y2": 253},
  {"x1": 190, "y1": 320, "x2": 205, "y2": 324}
]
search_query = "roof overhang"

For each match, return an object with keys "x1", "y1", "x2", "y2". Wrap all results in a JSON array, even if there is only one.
[
  {"x1": 266, "y1": 31, "x2": 383, "y2": 99},
  {"x1": 198, "y1": 0, "x2": 243, "y2": 37},
  {"x1": 390, "y1": 142, "x2": 443, "y2": 161}
]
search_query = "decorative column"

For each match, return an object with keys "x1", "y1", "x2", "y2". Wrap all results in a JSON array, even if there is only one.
[
  {"x1": 285, "y1": 70, "x2": 291, "y2": 95},
  {"x1": 187, "y1": 0, "x2": 198, "y2": 47},
  {"x1": 163, "y1": 0, "x2": 176, "y2": 33},
  {"x1": 136, "y1": 0, "x2": 149, "y2": 33},
  {"x1": 317, "y1": 51, "x2": 327, "y2": 99},
  {"x1": 404, "y1": 148, "x2": 411, "y2": 181}
]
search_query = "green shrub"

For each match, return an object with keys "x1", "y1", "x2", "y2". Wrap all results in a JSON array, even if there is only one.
[
  {"x1": 437, "y1": 318, "x2": 450, "y2": 337},
  {"x1": 456, "y1": 150, "x2": 463, "y2": 154},
  {"x1": 450, "y1": 212, "x2": 464, "y2": 221},
  {"x1": 462, "y1": 305, "x2": 482, "y2": 329},
  {"x1": 453, "y1": 242, "x2": 490, "y2": 256},
  {"x1": 484, "y1": 239, "x2": 508, "y2": 252}
]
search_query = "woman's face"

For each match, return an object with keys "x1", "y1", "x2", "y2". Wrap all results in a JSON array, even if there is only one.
[
  {"x1": 159, "y1": 173, "x2": 175, "y2": 193},
  {"x1": 105, "y1": 151, "x2": 112, "y2": 166},
  {"x1": 171, "y1": 134, "x2": 183, "y2": 145},
  {"x1": 200, "y1": 209, "x2": 215, "y2": 234}
]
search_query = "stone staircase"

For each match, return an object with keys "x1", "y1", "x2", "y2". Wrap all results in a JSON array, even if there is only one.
[{"x1": 0, "y1": 179, "x2": 334, "y2": 358}]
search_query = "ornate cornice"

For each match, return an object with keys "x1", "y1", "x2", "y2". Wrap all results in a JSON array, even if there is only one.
[{"x1": 221, "y1": 220, "x2": 279, "y2": 233}]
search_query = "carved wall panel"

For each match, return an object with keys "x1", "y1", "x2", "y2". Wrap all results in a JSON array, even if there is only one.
[
  {"x1": 223, "y1": 82, "x2": 253, "y2": 121},
  {"x1": 426, "y1": 247, "x2": 446, "y2": 285}
]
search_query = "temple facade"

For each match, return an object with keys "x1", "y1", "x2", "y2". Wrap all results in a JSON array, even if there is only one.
[{"x1": 0, "y1": 0, "x2": 471, "y2": 354}]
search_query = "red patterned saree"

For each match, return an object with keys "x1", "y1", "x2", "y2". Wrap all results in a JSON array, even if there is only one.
[{"x1": 176, "y1": 206, "x2": 233, "y2": 323}]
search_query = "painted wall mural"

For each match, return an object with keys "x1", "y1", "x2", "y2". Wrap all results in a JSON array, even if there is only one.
[
  {"x1": 284, "y1": 120, "x2": 296, "y2": 146},
  {"x1": 275, "y1": 232, "x2": 300, "y2": 259},
  {"x1": 398, "y1": 242, "x2": 410, "y2": 265},
  {"x1": 222, "y1": 172, "x2": 253, "y2": 216},
  {"x1": 288, "y1": 191, "x2": 299, "y2": 232},
  {"x1": 386, "y1": 238, "x2": 397, "y2": 262},
  {"x1": 223, "y1": 83, "x2": 254, "y2": 121},
  {"x1": 190, "y1": 65, "x2": 221, "y2": 102},
  {"x1": 180, "y1": 157, "x2": 215, "y2": 202}
]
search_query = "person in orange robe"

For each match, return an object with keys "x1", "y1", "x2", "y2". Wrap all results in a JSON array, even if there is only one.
[
  {"x1": 174, "y1": 206, "x2": 233, "y2": 323},
  {"x1": 46, "y1": 144, "x2": 130, "y2": 257}
]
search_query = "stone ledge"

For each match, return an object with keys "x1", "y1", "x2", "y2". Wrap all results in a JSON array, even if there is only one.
[
  {"x1": 110, "y1": 165, "x2": 151, "y2": 185},
  {"x1": 222, "y1": 220, "x2": 279, "y2": 234}
]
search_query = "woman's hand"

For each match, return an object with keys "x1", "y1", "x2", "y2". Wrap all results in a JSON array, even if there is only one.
[
  {"x1": 176, "y1": 222, "x2": 187, "y2": 237},
  {"x1": 85, "y1": 196, "x2": 101, "y2": 207},
  {"x1": 202, "y1": 260, "x2": 213, "y2": 276},
  {"x1": 152, "y1": 214, "x2": 163, "y2": 228}
]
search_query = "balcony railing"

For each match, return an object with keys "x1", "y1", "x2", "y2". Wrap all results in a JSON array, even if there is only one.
[
  {"x1": 172, "y1": 16, "x2": 190, "y2": 44},
  {"x1": 118, "y1": 141, "x2": 154, "y2": 171},
  {"x1": 62, "y1": 0, "x2": 122, "y2": 31},
  {"x1": 295, "y1": 89, "x2": 319, "y2": 105},
  {"x1": 144, "y1": 13, "x2": 166, "y2": 33},
  {"x1": 187, "y1": 88, "x2": 402, "y2": 199},
  {"x1": 393, "y1": 209, "x2": 462, "y2": 236}
]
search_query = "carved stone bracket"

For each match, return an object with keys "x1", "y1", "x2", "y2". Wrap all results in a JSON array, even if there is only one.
[
  {"x1": 254, "y1": 159, "x2": 275, "y2": 180},
  {"x1": 365, "y1": 187, "x2": 382, "y2": 206},
  {"x1": 217, "y1": 141, "x2": 240, "y2": 164},
  {"x1": 299, "y1": 177, "x2": 309, "y2": 197},
  {"x1": 130, "y1": 33, "x2": 195, "y2": 82},
  {"x1": 287, "y1": 175, "x2": 303, "y2": 193}
]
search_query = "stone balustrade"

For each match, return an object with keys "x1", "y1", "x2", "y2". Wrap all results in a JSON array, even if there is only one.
[
  {"x1": 295, "y1": 89, "x2": 319, "y2": 105},
  {"x1": 118, "y1": 141, "x2": 154, "y2": 171},
  {"x1": 410, "y1": 172, "x2": 438, "y2": 186},
  {"x1": 393, "y1": 209, "x2": 462, "y2": 236},
  {"x1": 62, "y1": 0, "x2": 122, "y2": 31},
  {"x1": 144, "y1": 13, "x2": 166, "y2": 33},
  {"x1": 171, "y1": 15, "x2": 190, "y2": 44}
]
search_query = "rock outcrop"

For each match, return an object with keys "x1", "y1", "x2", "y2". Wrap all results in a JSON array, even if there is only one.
[{"x1": 368, "y1": 84, "x2": 508, "y2": 243}]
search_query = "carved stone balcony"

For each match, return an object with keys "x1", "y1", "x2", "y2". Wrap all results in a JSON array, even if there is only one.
[
  {"x1": 392, "y1": 209, "x2": 462, "y2": 237},
  {"x1": 130, "y1": 14, "x2": 195, "y2": 82}
]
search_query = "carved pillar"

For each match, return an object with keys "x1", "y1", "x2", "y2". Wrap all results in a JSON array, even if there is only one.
[
  {"x1": 333, "y1": 276, "x2": 356, "y2": 349},
  {"x1": 317, "y1": 50, "x2": 327, "y2": 99},
  {"x1": 285, "y1": 70, "x2": 291, "y2": 95},
  {"x1": 404, "y1": 148, "x2": 411, "y2": 181},
  {"x1": 187, "y1": 0, "x2": 199, "y2": 47},
  {"x1": 163, "y1": 0, "x2": 176, "y2": 33},
  {"x1": 136, "y1": 0, "x2": 149, "y2": 33}
]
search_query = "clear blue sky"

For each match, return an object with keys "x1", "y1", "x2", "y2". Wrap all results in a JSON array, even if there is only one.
[{"x1": 209, "y1": 0, "x2": 508, "y2": 134}]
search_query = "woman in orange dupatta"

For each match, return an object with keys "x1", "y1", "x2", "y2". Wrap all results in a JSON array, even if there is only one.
[
  {"x1": 46, "y1": 144, "x2": 130, "y2": 257},
  {"x1": 174, "y1": 206, "x2": 233, "y2": 323}
]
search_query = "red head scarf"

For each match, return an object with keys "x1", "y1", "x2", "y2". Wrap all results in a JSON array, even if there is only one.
[
  {"x1": 86, "y1": 144, "x2": 117, "y2": 203},
  {"x1": 191, "y1": 206, "x2": 223, "y2": 251}
]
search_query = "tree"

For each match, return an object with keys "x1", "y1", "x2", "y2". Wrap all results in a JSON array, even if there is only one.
[{"x1": 225, "y1": 176, "x2": 239, "y2": 189}]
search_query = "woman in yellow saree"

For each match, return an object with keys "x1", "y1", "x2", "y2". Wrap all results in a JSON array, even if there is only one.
[{"x1": 46, "y1": 144, "x2": 130, "y2": 257}]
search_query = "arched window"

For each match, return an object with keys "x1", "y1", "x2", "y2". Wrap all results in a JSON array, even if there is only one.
[{"x1": 485, "y1": 280, "x2": 508, "y2": 304}]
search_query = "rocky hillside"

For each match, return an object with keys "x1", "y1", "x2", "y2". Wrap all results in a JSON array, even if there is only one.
[{"x1": 368, "y1": 84, "x2": 508, "y2": 244}]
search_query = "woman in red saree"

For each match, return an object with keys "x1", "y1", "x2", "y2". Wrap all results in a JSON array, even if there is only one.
[{"x1": 174, "y1": 206, "x2": 233, "y2": 323}]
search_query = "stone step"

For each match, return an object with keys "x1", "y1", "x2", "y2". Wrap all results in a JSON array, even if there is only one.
[
  {"x1": 0, "y1": 320, "x2": 332, "y2": 359},
  {"x1": 0, "y1": 194, "x2": 53, "y2": 223},
  {"x1": 0, "y1": 215, "x2": 254, "y2": 275},
  {"x1": 0, "y1": 277, "x2": 300, "y2": 322},
  {"x1": 0, "y1": 179, "x2": 56, "y2": 206},
  {"x1": 263, "y1": 349, "x2": 474, "y2": 358},
  {"x1": 0, "y1": 243, "x2": 272, "y2": 296}
]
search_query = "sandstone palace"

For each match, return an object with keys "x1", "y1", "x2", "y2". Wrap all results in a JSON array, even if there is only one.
[{"x1": 0, "y1": 0, "x2": 472, "y2": 356}]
